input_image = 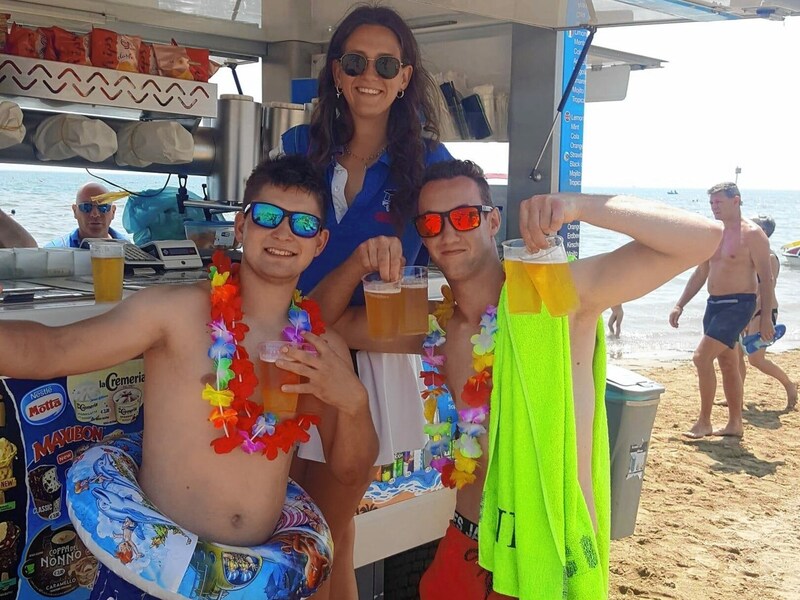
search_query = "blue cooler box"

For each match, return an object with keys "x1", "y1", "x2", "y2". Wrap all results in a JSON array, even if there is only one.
[{"x1": 605, "y1": 364, "x2": 665, "y2": 539}]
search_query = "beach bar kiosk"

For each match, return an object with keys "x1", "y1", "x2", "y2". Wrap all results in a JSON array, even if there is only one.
[{"x1": 1, "y1": 1, "x2": 800, "y2": 599}]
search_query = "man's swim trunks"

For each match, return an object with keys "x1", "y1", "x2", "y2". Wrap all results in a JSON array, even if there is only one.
[
  {"x1": 703, "y1": 293, "x2": 757, "y2": 349},
  {"x1": 419, "y1": 512, "x2": 514, "y2": 600},
  {"x1": 90, "y1": 564, "x2": 159, "y2": 600}
]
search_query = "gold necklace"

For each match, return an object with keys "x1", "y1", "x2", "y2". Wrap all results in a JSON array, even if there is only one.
[{"x1": 344, "y1": 144, "x2": 386, "y2": 170}]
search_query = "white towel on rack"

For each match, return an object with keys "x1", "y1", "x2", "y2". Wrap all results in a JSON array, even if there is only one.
[
  {"x1": 115, "y1": 121, "x2": 193, "y2": 168},
  {"x1": 34, "y1": 114, "x2": 117, "y2": 162},
  {"x1": 0, "y1": 101, "x2": 25, "y2": 151}
]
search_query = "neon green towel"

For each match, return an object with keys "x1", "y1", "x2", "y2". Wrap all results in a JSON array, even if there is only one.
[{"x1": 478, "y1": 285, "x2": 610, "y2": 599}]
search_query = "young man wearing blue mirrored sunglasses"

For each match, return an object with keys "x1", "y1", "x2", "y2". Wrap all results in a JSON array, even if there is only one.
[{"x1": 44, "y1": 182, "x2": 128, "y2": 248}]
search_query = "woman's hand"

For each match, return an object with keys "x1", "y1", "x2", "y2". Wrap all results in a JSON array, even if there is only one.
[{"x1": 352, "y1": 235, "x2": 404, "y2": 282}]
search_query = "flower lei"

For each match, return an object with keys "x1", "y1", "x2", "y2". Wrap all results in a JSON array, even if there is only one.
[
  {"x1": 420, "y1": 285, "x2": 497, "y2": 489},
  {"x1": 206, "y1": 250, "x2": 322, "y2": 459}
]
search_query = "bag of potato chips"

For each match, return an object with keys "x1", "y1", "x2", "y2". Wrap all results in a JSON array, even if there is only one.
[
  {"x1": 39, "y1": 27, "x2": 56, "y2": 60},
  {"x1": 91, "y1": 28, "x2": 140, "y2": 72},
  {"x1": 0, "y1": 14, "x2": 9, "y2": 53},
  {"x1": 6, "y1": 23, "x2": 43, "y2": 58},
  {"x1": 185, "y1": 47, "x2": 210, "y2": 82},
  {"x1": 138, "y1": 42, "x2": 159, "y2": 75},
  {"x1": 153, "y1": 43, "x2": 193, "y2": 80},
  {"x1": 52, "y1": 26, "x2": 91, "y2": 65}
]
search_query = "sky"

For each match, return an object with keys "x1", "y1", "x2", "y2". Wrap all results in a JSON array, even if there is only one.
[{"x1": 583, "y1": 17, "x2": 800, "y2": 191}]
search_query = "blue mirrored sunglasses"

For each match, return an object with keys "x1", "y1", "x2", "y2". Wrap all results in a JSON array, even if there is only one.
[
  {"x1": 244, "y1": 202, "x2": 322, "y2": 238},
  {"x1": 77, "y1": 202, "x2": 112, "y2": 214}
]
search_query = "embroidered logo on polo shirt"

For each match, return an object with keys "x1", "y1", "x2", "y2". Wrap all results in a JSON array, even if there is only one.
[
  {"x1": 375, "y1": 189, "x2": 396, "y2": 223},
  {"x1": 382, "y1": 189, "x2": 395, "y2": 212}
]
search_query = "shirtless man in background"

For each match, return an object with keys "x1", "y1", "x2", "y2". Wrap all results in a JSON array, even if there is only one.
[
  {"x1": 670, "y1": 182, "x2": 775, "y2": 438},
  {"x1": 330, "y1": 160, "x2": 722, "y2": 599},
  {"x1": 0, "y1": 156, "x2": 377, "y2": 599}
]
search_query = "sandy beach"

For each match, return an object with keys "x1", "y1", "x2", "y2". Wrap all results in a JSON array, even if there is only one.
[{"x1": 609, "y1": 349, "x2": 800, "y2": 600}]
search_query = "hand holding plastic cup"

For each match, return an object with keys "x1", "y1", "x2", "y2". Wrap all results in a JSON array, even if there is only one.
[
  {"x1": 89, "y1": 241, "x2": 124, "y2": 303},
  {"x1": 258, "y1": 341, "x2": 317, "y2": 415},
  {"x1": 502, "y1": 236, "x2": 578, "y2": 317},
  {"x1": 362, "y1": 272, "x2": 402, "y2": 340}
]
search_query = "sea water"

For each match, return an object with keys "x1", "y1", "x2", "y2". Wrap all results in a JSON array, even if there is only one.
[
  {"x1": 1, "y1": 170, "x2": 797, "y2": 362},
  {"x1": 582, "y1": 187, "x2": 800, "y2": 363},
  {"x1": 0, "y1": 169, "x2": 206, "y2": 244}
]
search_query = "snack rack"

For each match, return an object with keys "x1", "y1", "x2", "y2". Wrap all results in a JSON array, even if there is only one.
[{"x1": 0, "y1": 55, "x2": 217, "y2": 118}]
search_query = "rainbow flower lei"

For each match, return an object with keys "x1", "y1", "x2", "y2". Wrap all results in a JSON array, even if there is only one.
[
  {"x1": 206, "y1": 250, "x2": 321, "y2": 458},
  {"x1": 420, "y1": 285, "x2": 497, "y2": 489}
]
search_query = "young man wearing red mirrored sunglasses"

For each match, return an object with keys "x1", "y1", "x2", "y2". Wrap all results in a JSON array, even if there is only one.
[
  {"x1": 44, "y1": 182, "x2": 129, "y2": 248},
  {"x1": 325, "y1": 159, "x2": 722, "y2": 599}
]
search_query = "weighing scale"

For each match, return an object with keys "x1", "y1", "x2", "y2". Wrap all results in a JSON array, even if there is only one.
[{"x1": 140, "y1": 240, "x2": 203, "y2": 270}]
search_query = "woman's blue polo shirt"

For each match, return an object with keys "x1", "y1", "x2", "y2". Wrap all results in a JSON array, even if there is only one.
[{"x1": 282, "y1": 125, "x2": 452, "y2": 304}]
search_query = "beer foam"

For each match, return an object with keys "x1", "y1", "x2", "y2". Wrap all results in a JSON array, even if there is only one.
[
  {"x1": 401, "y1": 279, "x2": 428, "y2": 288},
  {"x1": 365, "y1": 284, "x2": 401, "y2": 294}
]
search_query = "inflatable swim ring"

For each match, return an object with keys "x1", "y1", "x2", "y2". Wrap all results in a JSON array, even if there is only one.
[{"x1": 66, "y1": 434, "x2": 332, "y2": 600}]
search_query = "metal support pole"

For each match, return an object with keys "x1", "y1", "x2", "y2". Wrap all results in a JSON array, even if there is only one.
[{"x1": 506, "y1": 24, "x2": 560, "y2": 239}]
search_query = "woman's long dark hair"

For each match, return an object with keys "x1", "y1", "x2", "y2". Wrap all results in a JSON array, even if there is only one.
[{"x1": 309, "y1": 3, "x2": 442, "y2": 224}]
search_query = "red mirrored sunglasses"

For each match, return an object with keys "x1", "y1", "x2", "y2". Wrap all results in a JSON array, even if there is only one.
[{"x1": 414, "y1": 205, "x2": 494, "y2": 238}]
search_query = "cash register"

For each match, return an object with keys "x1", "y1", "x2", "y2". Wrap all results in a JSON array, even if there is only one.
[{"x1": 80, "y1": 239, "x2": 203, "y2": 271}]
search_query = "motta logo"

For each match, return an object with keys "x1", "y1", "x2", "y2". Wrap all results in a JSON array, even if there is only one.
[{"x1": 21, "y1": 384, "x2": 67, "y2": 426}]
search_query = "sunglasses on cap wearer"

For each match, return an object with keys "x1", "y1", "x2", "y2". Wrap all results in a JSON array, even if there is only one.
[
  {"x1": 414, "y1": 205, "x2": 495, "y2": 238},
  {"x1": 338, "y1": 53, "x2": 404, "y2": 80},
  {"x1": 77, "y1": 202, "x2": 112, "y2": 214},
  {"x1": 243, "y1": 202, "x2": 322, "y2": 238}
]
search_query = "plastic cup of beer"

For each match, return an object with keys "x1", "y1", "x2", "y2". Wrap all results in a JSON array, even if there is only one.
[
  {"x1": 505, "y1": 237, "x2": 578, "y2": 317},
  {"x1": 502, "y1": 239, "x2": 542, "y2": 314},
  {"x1": 258, "y1": 341, "x2": 317, "y2": 415},
  {"x1": 399, "y1": 266, "x2": 429, "y2": 335},
  {"x1": 89, "y1": 242, "x2": 124, "y2": 303},
  {"x1": 362, "y1": 272, "x2": 402, "y2": 339}
]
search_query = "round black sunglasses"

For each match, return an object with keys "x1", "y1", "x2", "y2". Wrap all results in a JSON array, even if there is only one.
[{"x1": 339, "y1": 53, "x2": 404, "y2": 80}]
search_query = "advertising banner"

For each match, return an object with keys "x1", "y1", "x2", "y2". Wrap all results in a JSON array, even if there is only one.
[
  {"x1": 0, "y1": 360, "x2": 145, "y2": 600},
  {"x1": 558, "y1": 0, "x2": 589, "y2": 258}
]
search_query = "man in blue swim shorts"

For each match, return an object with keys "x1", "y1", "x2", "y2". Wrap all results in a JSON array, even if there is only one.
[
  {"x1": 670, "y1": 182, "x2": 776, "y2": 439},
  {"x1": 703, "y1": 293, "x2": 757, "y2": 349}
]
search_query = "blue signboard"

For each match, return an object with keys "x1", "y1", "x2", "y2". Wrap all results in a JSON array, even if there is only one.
[{"x1": 558, "y1": 0, "x2": 589, "y2": 258}]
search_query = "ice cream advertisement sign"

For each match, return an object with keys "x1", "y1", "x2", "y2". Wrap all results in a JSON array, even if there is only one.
[
  {"x1": 0, "y1": 358, "x2": 145, "y2": 600},
  {"x1": 20, "y1": 385, "x2": 67, "y2": 426}
]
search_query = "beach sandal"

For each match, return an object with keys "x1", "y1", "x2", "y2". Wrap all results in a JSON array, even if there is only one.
[{"x1": 742, "y1": 324, "x2": 786, "y2": 355}]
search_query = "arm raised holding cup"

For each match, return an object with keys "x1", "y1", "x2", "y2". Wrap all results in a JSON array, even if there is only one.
[{"x1": 518, "y1": 191, "x2": 723, "y2": 525}]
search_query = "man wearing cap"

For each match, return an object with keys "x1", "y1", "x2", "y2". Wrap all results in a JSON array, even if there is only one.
[{"x1": 44, "y1": 183, "x2": 128, "y2": 248}]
